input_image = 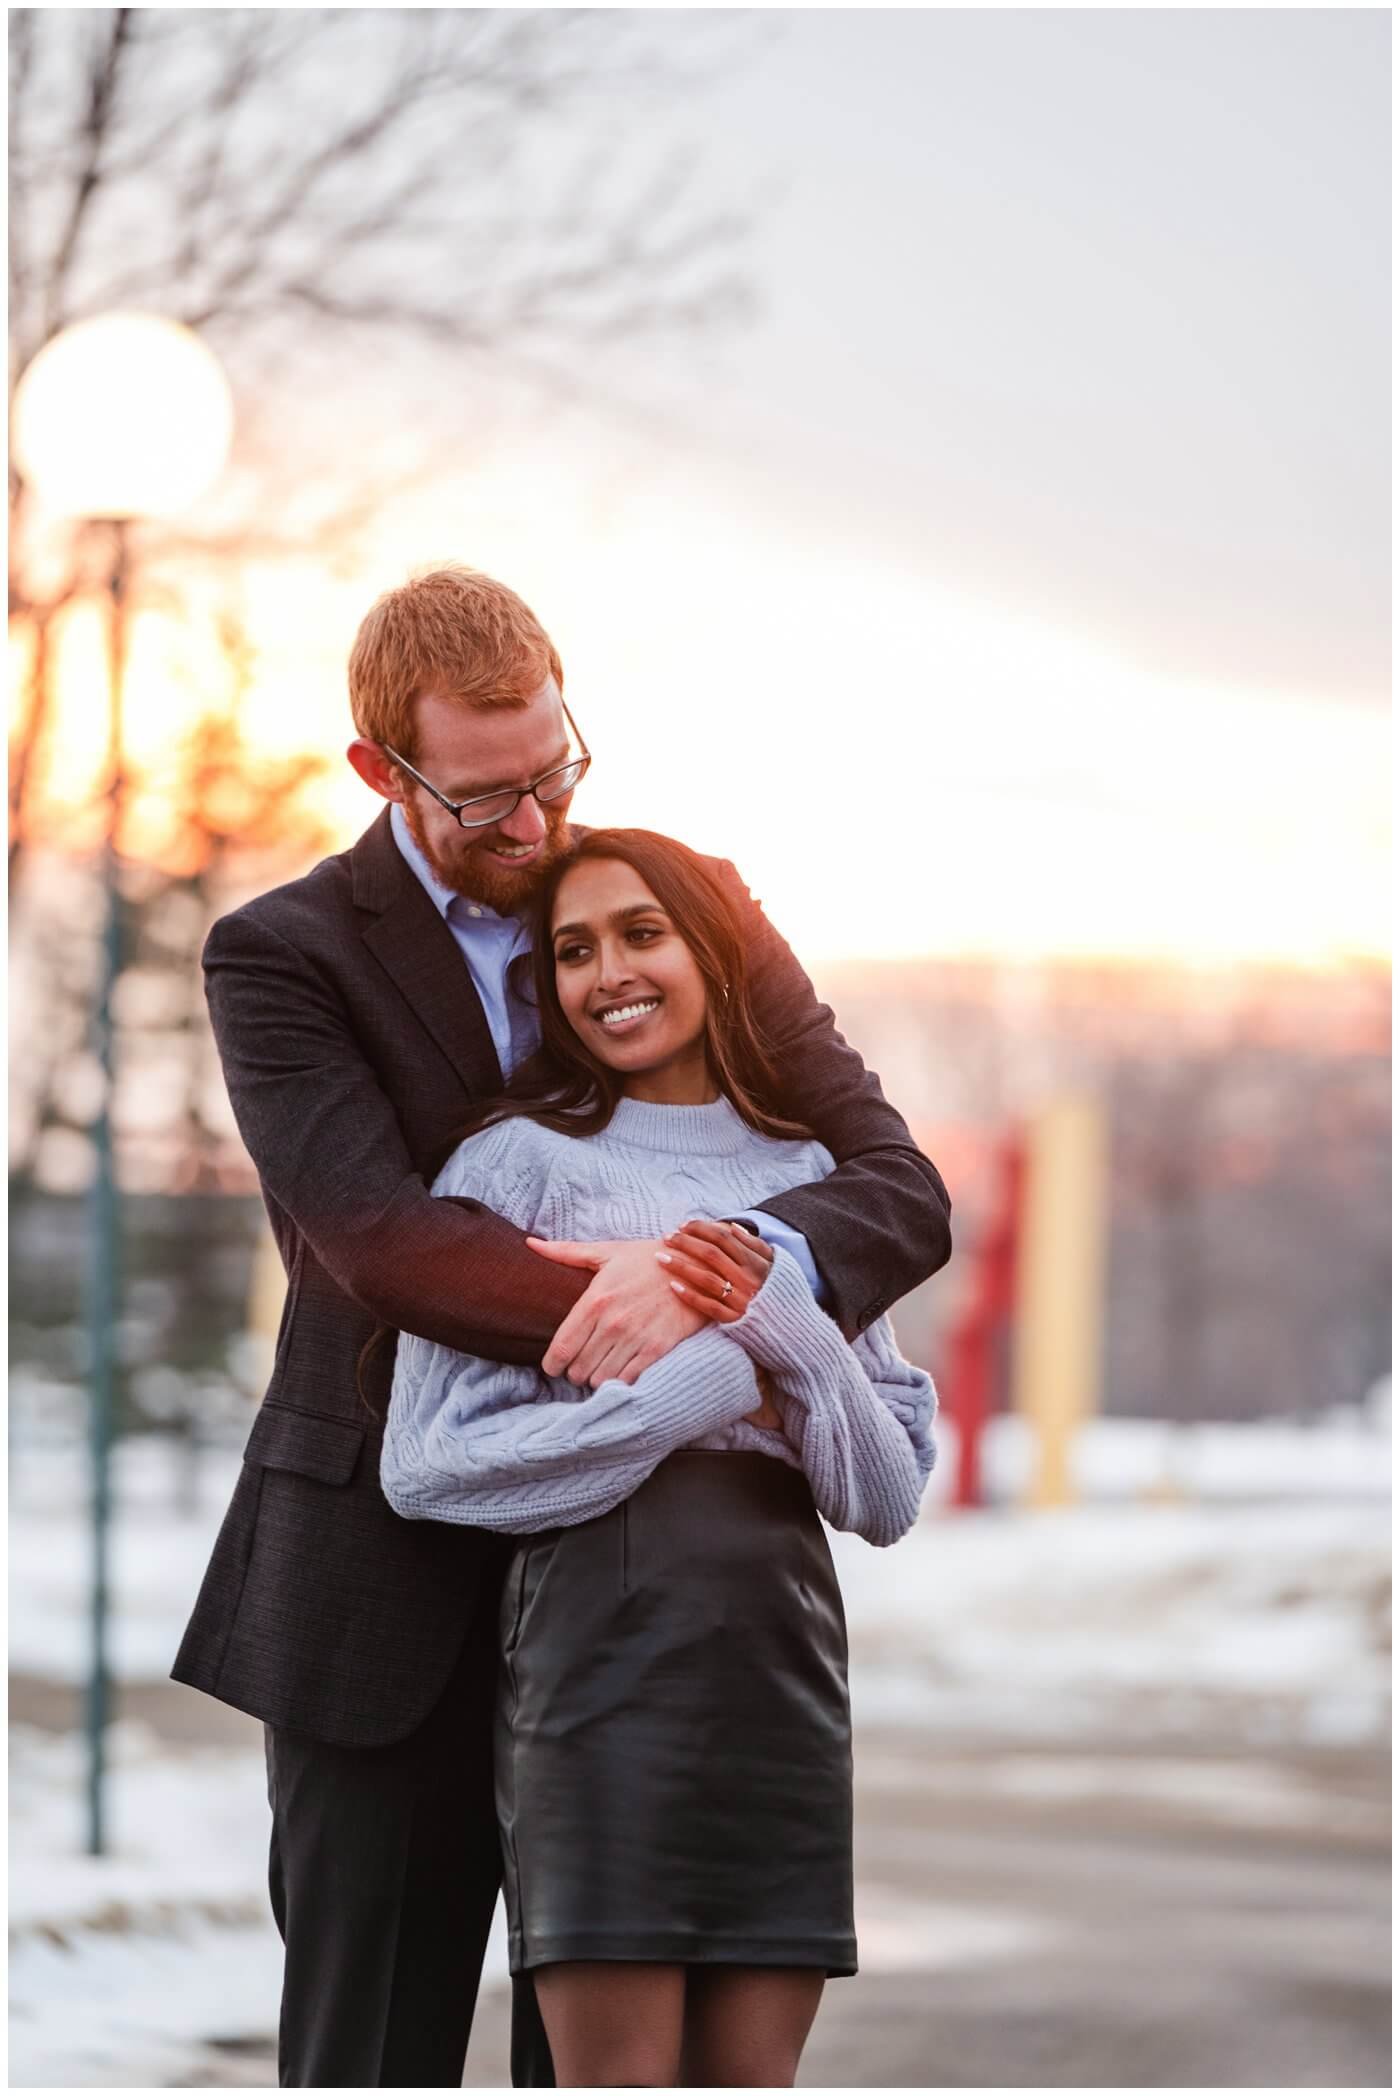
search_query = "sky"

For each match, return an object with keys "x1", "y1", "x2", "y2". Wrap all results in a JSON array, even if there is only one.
[
  {"x1": 18, "y1": 7, "x2": 1391, "y2": 967},
  {"x1": 693, "y1": 10, "x2": 1390, "y2": 706}
]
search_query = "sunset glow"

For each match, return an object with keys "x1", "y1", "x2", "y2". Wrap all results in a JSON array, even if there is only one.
[{"x1": 10, "y1": 450, "x2": 1388, "y2": 970}]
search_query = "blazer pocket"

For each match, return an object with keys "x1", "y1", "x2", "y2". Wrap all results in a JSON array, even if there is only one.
[{"x1": 243, "y1": 1404, "x2": 365, "y2": 1486}]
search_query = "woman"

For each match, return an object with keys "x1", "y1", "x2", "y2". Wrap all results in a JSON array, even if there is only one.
[{"x1": 381, "y1": 828, "x2": 937, "y2": 2087}]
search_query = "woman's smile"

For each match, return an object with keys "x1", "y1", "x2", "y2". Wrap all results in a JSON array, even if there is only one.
[
  {"x1": 552, "y1": 856, "x2": 714, "y2": 1102},
  {"x1": 593, "y1": 995, "x2": 663, "y2": 1037}
]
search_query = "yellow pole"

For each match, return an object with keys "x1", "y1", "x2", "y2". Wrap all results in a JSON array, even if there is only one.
[{"x1": 1011, "y1": 1097, "x2": 1108, "y2": 1508}]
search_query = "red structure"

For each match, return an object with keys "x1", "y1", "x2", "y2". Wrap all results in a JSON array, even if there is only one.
[{"x1": 939, "y1": 1131, "x2": 1024, "y2": 1509}]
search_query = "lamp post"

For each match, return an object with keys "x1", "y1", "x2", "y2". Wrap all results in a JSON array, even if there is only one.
[{"x1": 13, "y1": 313, "x2": 232, "y2": 1855}]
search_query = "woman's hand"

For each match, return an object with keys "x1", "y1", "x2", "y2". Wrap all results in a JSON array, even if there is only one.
[
  {"x1": 658, "y1": 1221, "x2": 783, "y2": 1429},
  {"x1": 657, "y1": 1219, "x2": 775, "y2": 1323}
]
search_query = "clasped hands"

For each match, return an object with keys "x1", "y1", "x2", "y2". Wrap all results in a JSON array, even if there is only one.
[{"x1": 528, "y1": 1219, "x2": 782, "y2": 1427}]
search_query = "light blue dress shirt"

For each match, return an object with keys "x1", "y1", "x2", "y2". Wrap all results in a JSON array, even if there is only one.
[{"x1": 389, "y1": 804, "x2": 826, "y2": 1302}]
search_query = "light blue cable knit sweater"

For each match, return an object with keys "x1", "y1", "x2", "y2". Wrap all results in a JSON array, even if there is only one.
[{"x1": 382, "y1": 1094, "x2": 938, "y2": 1547}]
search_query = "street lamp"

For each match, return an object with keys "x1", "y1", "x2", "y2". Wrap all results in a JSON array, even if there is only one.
[{"x1": 12, "y1": 313, "x2": 232, "y2": 1855}]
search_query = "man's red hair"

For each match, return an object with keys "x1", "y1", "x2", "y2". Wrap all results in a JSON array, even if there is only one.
[{"x1": 348, "y1": 565, "x2": 563, "y2": 755}]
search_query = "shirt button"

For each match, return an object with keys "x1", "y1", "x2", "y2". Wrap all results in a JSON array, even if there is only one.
[{"x1": 467, "y1": 905, "x2": 483, "y2": 917}]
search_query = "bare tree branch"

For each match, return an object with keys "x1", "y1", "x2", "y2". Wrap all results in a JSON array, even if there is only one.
[
  {"x1": 8, "y1": 12, "x2": 39, "y2": 341},
  {"x1": 8, "y1": 6, "x2": 758, "y2": 913},
  {"x1": 38, "y1": 7, "x2": 135, "y2": 342}
]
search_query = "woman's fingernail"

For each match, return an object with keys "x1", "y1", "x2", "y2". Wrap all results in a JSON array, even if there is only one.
[
  {"x1": 656, "y1": 1252, "x2": 672, "y2": 1265},
  {"x1": 670, "y1": 1281, "x2": 686, "y2": 1296}
]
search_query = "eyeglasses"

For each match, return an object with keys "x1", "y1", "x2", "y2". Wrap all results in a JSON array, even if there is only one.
[{"x1": 382, "y1": 700, "x2": 591, "y2": 830}]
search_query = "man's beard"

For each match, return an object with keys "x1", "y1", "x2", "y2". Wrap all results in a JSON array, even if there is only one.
[{"x1": 401, "y1": 794, "x2": 573, "y2": 915}]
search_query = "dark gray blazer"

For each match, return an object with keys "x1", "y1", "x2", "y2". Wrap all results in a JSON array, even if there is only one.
[{"x1": 173, "y1": 809, "x2": 951, "y2": 1745}]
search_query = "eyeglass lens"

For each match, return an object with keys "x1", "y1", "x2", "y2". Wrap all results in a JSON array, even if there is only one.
[{"x1": 457, "y1": 758, "x2": 588, "y2": 826}]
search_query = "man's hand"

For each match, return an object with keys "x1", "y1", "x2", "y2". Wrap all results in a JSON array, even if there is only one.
[
  {"x1": 528, "y1": 1238, "x2": 707, "y2": 1386},
  {"x1": 747, "y1": 1367, "x2": 786, "y2": 1433}
]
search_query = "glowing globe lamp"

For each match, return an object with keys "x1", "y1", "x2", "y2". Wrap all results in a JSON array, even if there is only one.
[{"x1": 12, "y1": 311, "x2": 233, "y2": 520}]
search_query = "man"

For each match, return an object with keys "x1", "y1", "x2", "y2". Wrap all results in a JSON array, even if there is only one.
[{"x1": 174, "y1": 566, "x2": 951, "y2": 2088}]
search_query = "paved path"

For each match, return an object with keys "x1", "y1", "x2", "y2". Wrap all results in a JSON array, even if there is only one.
[{"x1": 12, "y1": 1679, "x2": 1390, "y2": 2088}]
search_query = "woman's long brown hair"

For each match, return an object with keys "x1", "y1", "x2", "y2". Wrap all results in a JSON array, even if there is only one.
[{"x1": 358, "y1": 828, "x2": 813, "y2": 1407}]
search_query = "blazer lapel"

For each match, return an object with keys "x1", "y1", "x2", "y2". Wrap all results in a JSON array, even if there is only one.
[{"x1": 351, "y1": 811, "x2": 504, "y2": 1098}]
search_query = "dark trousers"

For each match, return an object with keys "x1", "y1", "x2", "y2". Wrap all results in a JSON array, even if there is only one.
[{"x1": 265, "y1": 1602, "x2": 554, "y2": 2088}]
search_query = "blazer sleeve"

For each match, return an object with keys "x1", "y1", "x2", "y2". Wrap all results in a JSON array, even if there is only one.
[
  {"x1": 202, "y1": 907, "x2": 586, "y2": 1364},
  {"x1": 715, "y1": 859, "x2": 952, "y2": 1337}
]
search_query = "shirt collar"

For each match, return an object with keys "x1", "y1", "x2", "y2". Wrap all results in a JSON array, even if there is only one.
[
  {"x1": 390, "y1": 801, "x2": 458, "y2": 919},
  {"x1": 389, "y1": 800, "x2": 523, "y2": 930}
]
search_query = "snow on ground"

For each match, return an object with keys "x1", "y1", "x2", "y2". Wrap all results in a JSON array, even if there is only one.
[
  {"x1": 10, "y1": 1422, "x2": 1391, "y2": 1741},
  {"x1": 830, "y1": 1495, "x2": 1390, "y2": 1748},
  {"x1": 10, "y1": 1722, "x2": 268, "y2": 1940},
  {"x1": 8, "y1": 1717, "x2": 505, "y2": 2089},
  {"x1": 10, "y1": 1721, "x2": 288, "y2": 2087},
  {"x1": 10, "y1": 1909, "x2": 286, "y2": 2089},
  {"x1": 975, "y1": 1400, "x2": 1391, "y2": 1504},
  {"x1": 9, "y1": 1419, "x2": 1391, "y2": 2086}
]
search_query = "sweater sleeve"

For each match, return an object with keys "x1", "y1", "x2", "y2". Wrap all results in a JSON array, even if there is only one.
[
  {"x1": 381, "y1": 1322, "x2": 764, "y2": 1534},
  {"x1": 719, "y1": 1246, "x2": 938, "y2": 1546}
]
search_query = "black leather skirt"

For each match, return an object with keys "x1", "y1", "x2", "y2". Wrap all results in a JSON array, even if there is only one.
[{"x1": 496, "y1": 1450, "x2": 857, "y2": 1976}]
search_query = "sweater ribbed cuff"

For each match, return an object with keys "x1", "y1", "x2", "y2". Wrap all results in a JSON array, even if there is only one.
[
  {"x1": 721, "y1": 1245, "x2": 850, "y2": 1385},
  {"x1": 609, "y1": 1325, "x2": 767, "y2": 1456}
]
